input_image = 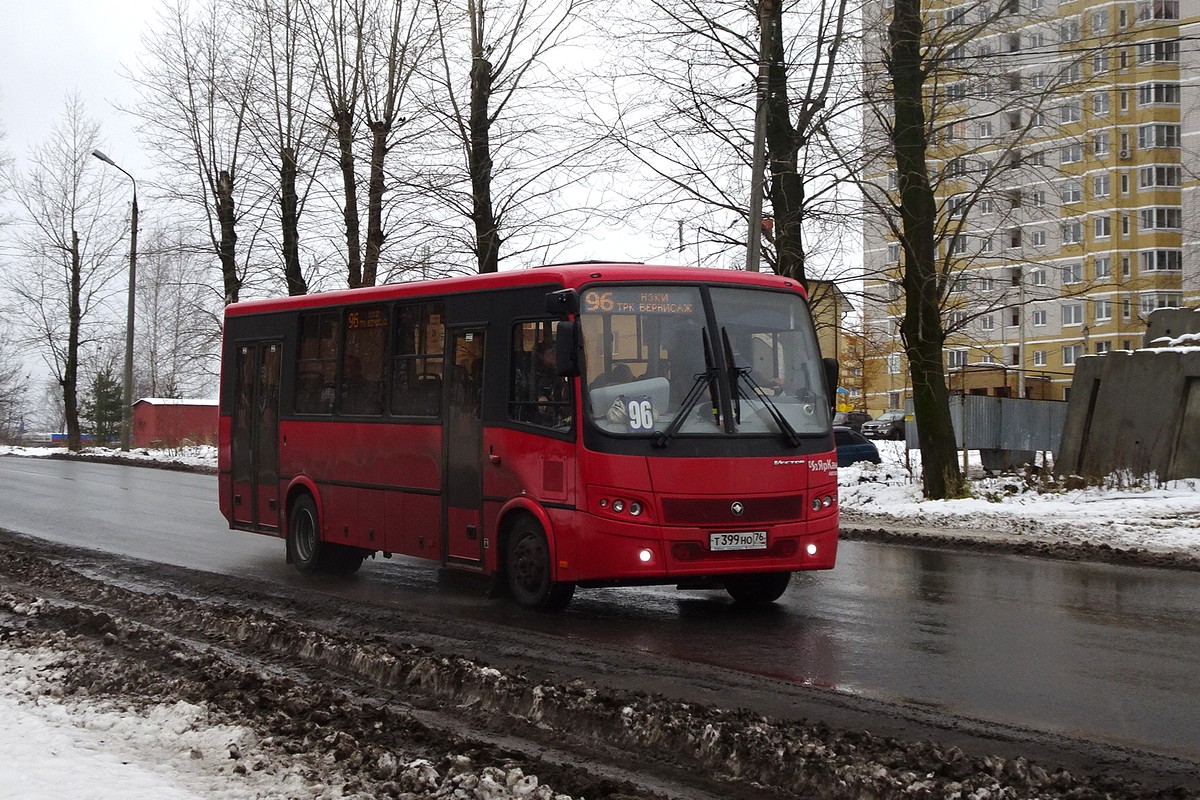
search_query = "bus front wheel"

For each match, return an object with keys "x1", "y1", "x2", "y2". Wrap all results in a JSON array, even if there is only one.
[
  {"x1": 288, "y1": 494, "x2": 326, "y2": 574},
  {"x1": 506, "y1": 516, "x2": 575, "y2": 611},
  {"x1": 723, "y1": 571, "x2": 791, "y2": 604}
]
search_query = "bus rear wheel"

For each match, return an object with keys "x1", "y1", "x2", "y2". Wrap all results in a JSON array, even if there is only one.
[
  {"x1": 287, "y1": 494, "x2": 364, "y2": 575},
  {"x1": 723, "y1": 571, "x2": 791, "y2": 604},
  {"x1": 506, "y1": 516, "x2": 574, "y2": 611}
]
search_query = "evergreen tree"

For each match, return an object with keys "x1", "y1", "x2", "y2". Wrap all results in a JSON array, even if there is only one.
[{"x1": 82, "y1": 367, "x2": 124, "y2": 445}]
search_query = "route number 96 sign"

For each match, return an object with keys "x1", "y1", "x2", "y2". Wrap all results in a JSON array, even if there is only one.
[{"x1": 621, "y1": 395, "x2": 655, "y2": 432}]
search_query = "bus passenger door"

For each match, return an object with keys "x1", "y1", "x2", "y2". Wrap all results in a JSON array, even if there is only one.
[
  {"x1": 230, "y1": 341, "x2": 281, "y2": 531},
  {"x1": 443, "y1": 327, "x2": 485, "y2": 566}
]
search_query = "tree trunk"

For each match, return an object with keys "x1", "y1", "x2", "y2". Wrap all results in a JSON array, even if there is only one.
[
  {"x1": 280, "y1": 146, "x2": 307, "y2": 296},
  {"x1": 64, "y1": 230, "x2": 82, "y2": 452},
  {"x1": 469, "y1": 56, "x2": 499, "y2": 274},
  {"x1": 763, "y1": 1, "x2": 805, "y2": 283},
  {"x1": 364, "y1": 121, "x2": 389, "y2": 287},
  {"x1": 888, "y1": 0, "x2": 965, "y2": 499},
  {"x1": 215, "y1": 170, "x2": 242, "y2": 305},
  {"x1": 335, "y1": 110, "x2": 364, "y2": 288}
]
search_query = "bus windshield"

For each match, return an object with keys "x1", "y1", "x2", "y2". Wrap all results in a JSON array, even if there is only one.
[{"x1": 579, "y1": 284, "x2": 830, "y2": 440}]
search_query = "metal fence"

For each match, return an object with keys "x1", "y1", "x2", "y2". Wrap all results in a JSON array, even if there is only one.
[{"x1": 904, "y1": 394, "x2": 1067, "y2": 458}]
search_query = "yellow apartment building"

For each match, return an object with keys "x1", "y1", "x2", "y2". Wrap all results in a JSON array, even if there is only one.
[{"x1": 859, "y1": 0, "x2": 1196, "y2": 414}]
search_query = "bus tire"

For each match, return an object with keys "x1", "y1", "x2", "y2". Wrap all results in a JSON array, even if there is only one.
[
  {"x1": 287, "y1": 494, "x2": 327, "y2": 574},
  {"x1": 723, "y1": 571, "x2": 791, "y2": 604},
  {"x1": 506, "y1": 516, "x2": 575, "y2": 611}
]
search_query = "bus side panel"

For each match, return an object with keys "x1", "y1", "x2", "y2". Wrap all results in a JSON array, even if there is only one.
[
  {"x1": 278, "y1": 419, "x2": 443, "y2": 557},
  {"x1": 218, "y1": 414, "x2": 233, "y2": 526},
  {"x1": 482, "y1": 426, "x2": 577, "y2": 575}
]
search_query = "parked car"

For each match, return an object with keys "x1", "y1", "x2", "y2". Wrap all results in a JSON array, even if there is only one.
[
  {"x1": 834, "y1": 426, "x2": 882, "y2": 467},
  {"x1": 861, "y1": 409, "x2": 907, "y2": 440},
  {"x1": 832, "y1": 410, "x2": 872, "y2": 432}
]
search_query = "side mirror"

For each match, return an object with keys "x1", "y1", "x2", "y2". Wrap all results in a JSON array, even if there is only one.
[
  {"x1": 545, "y1": 289, "x2": 579, "y2": 317},
  {"x1": 554, "y1": 320, "x2": 581, "y2": 377},
  {"x1": 823, "y1": 358, "x2": 839, "y2": 409}
]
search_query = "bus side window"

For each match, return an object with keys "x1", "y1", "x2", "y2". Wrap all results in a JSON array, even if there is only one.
[
  {"x1": 295, "y1": 312, "x2": 339, "y2": 414},
  {"x1": 392, "y1": 302, "x2": 445, "y2": 417},
  {"x1": 339, "y1": 304, "x2": 388, "y2": 416},
  {"x1": 509, "y1": 321, "x2": 572, "y2": 429}
]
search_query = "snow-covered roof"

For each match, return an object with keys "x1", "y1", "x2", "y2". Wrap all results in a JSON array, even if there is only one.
[{"x1": 133, "y1": 398, "x2": 219, "y2": 407}]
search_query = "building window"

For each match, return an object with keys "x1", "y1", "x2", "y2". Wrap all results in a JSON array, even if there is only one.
[
  {"x1": 947, "y1": 349, "x2": 968, "y2": 369},
  {"x1": 945, "y1": 157, "x2": 969, "y2": 177},
  {"x1": 979, "y1": 276, "x2": 995, "y2": 291},
  {"x1": 1137, "y1": 0, "x2": 1180, "y2": 21},
  {"x1": 1093, "y1": 216, "x2": 1111, "y2": 239},
  {"x1": 1063, "y1": 344, "x2": 1083, "y2": 366},
  {"x1": 1032, "y1": 230, "x2": 1047, "y2": 246},
  {"x1": 1009, "y1": 228, "x2": 1022, "y2": 248},
  {"x1": 1095, "y1": 256, "x2": 1112, "y2": 278},
  {"x1": 1061, "y1": 144, "x2": 1083, "y2": 164},
  {"x1": 886, "y1": 243, "x2": 901, "y2": 263},
  {"x1": 1138, "y1": 124, "x2": 1181, "y2": 149},
  {"x1": 1033, "y1": 350, "x2": 1047, "y2": 366},
  {"x1": 1093, "y1": 174, "x2": 1111, "y2": 197},
  {"x1": 1091, "y1": 9, "x2": 1109, "y2": 32},
  {"x1": 1138, "y1": 82, "x2": 1181, "y2": 105},
  {"x1": 1060, "y1": 100, "x2": 1082, "y2": 123},
  {"x1": 1063, "y1": 303, "x2": 1084, "y2": 325},
  {"x1": 950, "y1": 234, "x2": 969, "y2": 254},
  {"x1": 1033, "y1": 309, "x2": 1048, "y2": 326},
  {"x1": 1140, "y1": 250, "x2": 1182, "y2": 271},
  {"x1": 1139, "y1": 292, "x2": 1183, "y2": 314},
  {"x1": 1094, "y1": 300, "x2": 1112, "y2": 322},
  {"x1": 1061, "y1": 182, "x2": 1082, "y2": 204},
  {"x1": 1031, "y1": 190, "x2": 1045, "y2": 207},
  {"x1": 887, "y1": 353, "x2": 901, "y2": 375},
  {"x1": 1062, "y1": 220, "x2": 1083, "y2": 244},
  {"x1": 1123, "y1": 256, "x2": 1132, "y2": 277},
  {"x1": 1137, "y1": 40, "x2": 1180, "y2": 63},
  {"x1": 1139, "y1": 165, "x2": 1182, "y2": 189},
  {"x1": 978, "y1": 121, "x2": 993, "y2": 138},
  {"x1": 1095, "y1": 342, "x2": 1112, "y2": 354},
  {"x1": 1139, "y1": 208, "x2": 1183, "y2": 230},
  {"x1": 1122, "y1": 214, "x2": 1130, "y2": 237},
  {"x1": 945, "y1": 82, "x2": 967, "y2": 101},
  {"x1": 1092, "y1": 92, "x2": 1110, "y2": 116},
  {"x1": 982, "y1": 314, "x2": 996, "y2": 331},
  {"x1": 980, "y1": 198, "x2": 996, "y2": 215},
  {"x1": 1092, "y1": 132, "x2": 1110, "y2": 156},
  {"x1": 1031, "y1": 269, "x2": 1047, "y2": 286},
  {"x1": 1063, "y1": 262, "x2": 1083, "y2": 284}
]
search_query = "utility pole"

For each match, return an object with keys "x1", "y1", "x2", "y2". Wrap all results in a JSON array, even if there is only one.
[{"x1": 746, "y1": 0, "x2": 775, "y2": 272}]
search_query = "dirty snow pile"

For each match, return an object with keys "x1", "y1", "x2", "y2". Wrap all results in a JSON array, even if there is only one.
[{"x1": 0, "y1": 643, "x2": 574, "y2": 800}]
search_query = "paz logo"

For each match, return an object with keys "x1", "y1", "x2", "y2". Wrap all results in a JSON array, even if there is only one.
[{"x1": 730, "y1": 502, "x2": 745, "y2": 517}]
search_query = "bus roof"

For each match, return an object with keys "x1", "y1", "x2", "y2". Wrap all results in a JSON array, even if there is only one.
[{"x1": 224, "y1": 263, "x2": 807, "y2": 317}]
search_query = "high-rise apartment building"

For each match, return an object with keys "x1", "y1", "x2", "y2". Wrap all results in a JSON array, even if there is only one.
[{"x1": 859, "y1": 0, "x2": 1195, "y2": 412}]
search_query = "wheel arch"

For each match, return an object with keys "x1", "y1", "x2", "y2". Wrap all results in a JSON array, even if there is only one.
[
  {"x1": 283, "y1": 476, "x2": 323, "y2": 562},
  {"x1": 494, "y1": 497, "x2": 557, "y2": 578}
]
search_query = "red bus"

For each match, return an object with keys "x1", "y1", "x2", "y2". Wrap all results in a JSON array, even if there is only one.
[{"x1": 218, "y1": 263, "x2": 839, "y2": 610}]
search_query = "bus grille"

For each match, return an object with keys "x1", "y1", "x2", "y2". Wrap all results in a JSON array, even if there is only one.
[{"x1": 660, "y1": 495, "x2": 804, "y2": 526}]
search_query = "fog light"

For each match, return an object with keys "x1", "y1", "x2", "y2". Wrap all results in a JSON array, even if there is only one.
[
  {"x1": 612, "y1": 499, "x2": 625, "y2": 513},
  {"x1": 806, "y1": 543, "x2": 818, "y2": 556},
  {"x1": 638, "y1": 548, "x2": 653, "y2": 563},
  {"x1": 629, "y1": 501, "x2": 642, "y2": 517}
]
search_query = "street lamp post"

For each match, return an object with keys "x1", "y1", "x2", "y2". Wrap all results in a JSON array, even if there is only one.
[{"x1": 92, "y1": 149, "x2": 138, "y2": 451}]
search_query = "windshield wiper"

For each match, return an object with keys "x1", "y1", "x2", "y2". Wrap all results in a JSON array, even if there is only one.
[
  {"x1": 721, "y1": 327, "x2": 801, "y2": 448},
  {"x1": 653, "y1": 329, "x2": 719, "y2": 448}
]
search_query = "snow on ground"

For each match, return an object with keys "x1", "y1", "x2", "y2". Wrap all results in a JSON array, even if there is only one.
[{"x1": 2, "y1": 440, "x2": 1200, "y2": 798}]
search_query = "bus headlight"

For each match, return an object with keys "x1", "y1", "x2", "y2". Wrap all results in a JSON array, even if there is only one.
[
  {"x1": 612, "y1": 499, "x2": 625, "y2": 513},
  {"x1": 629, "y1": 501, "x2": 642, "y2": 517},
  {"x1": 638, "y1": 548, "x2": 653, "y2": 563}
]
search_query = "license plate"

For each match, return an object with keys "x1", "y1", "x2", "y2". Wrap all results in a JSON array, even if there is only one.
[{"x1": 709, "y1": 531, "x2": 768, "y2": 551}]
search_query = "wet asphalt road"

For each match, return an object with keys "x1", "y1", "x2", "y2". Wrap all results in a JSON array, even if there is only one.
[{"x1": 2, "y1": 455, "x2": 1198, "y2": 761}]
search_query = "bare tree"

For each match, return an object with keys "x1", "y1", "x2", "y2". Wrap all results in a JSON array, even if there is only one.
[
  {"x1": 136, "y1": 225, "x2": 223, "y2": 398},
  {"x1": 3, "y1": 96, "x2": 127, "y2": 450},
  {"x1": 0, "y1": 325, "x2": 32, "y2": 443},
  {"x1": 610, "y1": 0, "x2": 859, "y2": 281},
  {"x1": 129, "y1": 0, "x2": 267, "y2": 305},
  {"x1": 423, "y1": 0, "x2": 606, "y2": 274}
]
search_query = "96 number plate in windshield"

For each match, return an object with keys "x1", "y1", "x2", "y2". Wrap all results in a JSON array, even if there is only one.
[{"x1": 709, "y1": 531, "x2": 768, "y2": 551}]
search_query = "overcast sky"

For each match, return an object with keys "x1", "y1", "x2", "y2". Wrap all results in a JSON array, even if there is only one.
[{"x1": 1, "y1": 1, "x2": 158, "y2": 179}]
